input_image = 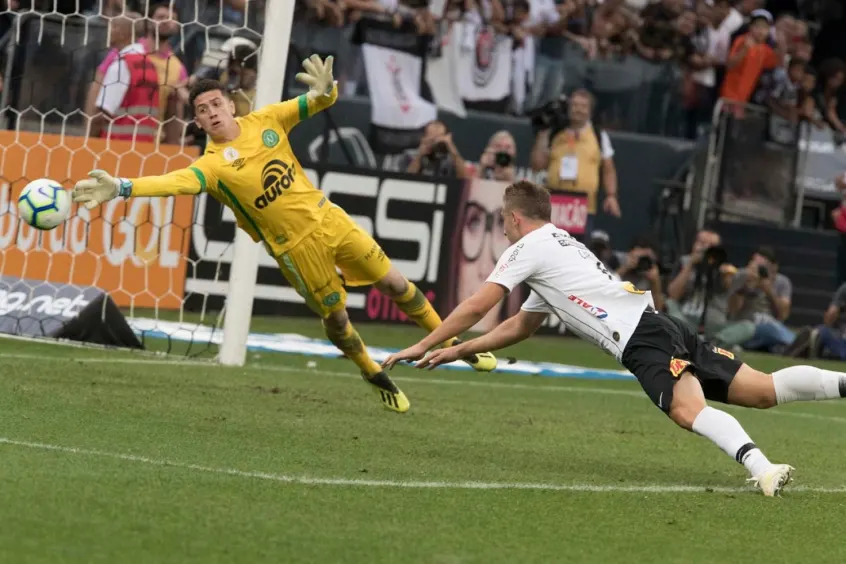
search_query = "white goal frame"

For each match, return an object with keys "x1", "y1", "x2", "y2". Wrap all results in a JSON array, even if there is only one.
[{"x1": 218, "y1": 0, "x2": 295, "y2": 367}]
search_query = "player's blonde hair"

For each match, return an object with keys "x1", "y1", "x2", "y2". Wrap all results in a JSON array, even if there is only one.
[{"x1": 503, "y1": 181, "x2": 552, "y2": 222}]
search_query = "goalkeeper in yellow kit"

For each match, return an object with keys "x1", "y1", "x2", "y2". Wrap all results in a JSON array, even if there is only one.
[{"x1": 72, "y1": 54, "x2": 497, "y2": 413}]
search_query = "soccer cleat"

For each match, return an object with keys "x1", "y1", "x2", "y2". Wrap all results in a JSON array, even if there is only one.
[
  {"x1": 748, "y1": 464, "x2": 795, "y2": 497},
  {"x1": 450, "y1": 338, "x2": 497, "y2": 372},
  {"x1": 362, "y1": 371, "x2": 410, "y2": 413},
  {"x1": 785, "y1": 327, "x2": 814, "y2": 358}
]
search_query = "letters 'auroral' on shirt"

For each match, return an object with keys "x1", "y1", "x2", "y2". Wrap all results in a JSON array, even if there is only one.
[{"x1": 486, "y1": 223, "x2": 654, "y2": 361}]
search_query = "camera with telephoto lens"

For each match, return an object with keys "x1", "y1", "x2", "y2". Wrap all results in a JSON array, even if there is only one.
[
  {"x1": 634, "y1": 255, "x2": 654, "y2": 273},
  {"x1": 527, "y1": 94, "x2": 570, "y2": 133},
  {"x1": 494, "y1": 152, "x2": 513, "y2": 167},
  {"x1": 757, "y1": 264, "x2": 769, "y2": 279},
  {"x1": 225, "y1": 44, "x2": 258, "y2": 93},
  {"x1": 429, "y1": 141, "x2": 449, "y2": 161},
  {"x1": 703, "y1": 246, "x2": 727, "y2": 268}
]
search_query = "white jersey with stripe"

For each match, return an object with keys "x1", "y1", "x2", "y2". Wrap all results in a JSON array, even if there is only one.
[{"x1": 486, "y1": 223, "x2": 654, "y2": 361}]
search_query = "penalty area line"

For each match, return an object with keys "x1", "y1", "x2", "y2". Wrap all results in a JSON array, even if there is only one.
[{"x1": 1, "y1": 436, "x2": 842, "y2": 494}]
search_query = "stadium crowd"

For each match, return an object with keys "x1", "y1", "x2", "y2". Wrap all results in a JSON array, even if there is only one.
[{"x1": 3, "y1": 0, "x2": 846, "y2": 362}]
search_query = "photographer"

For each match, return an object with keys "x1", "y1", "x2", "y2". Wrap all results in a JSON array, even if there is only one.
[
  {"x1": 477, "y1": 130, "x2": 517, "y2": 182},
  {"x1": 404, "y1": 120, "x2": 468, "y2": 179},
  {"x1": 665, "y1": 228, "x2": 754, "y2": 352},
  {"x1": 728, "y1": 246, "x2": 795, "y2": 353},
  {"x1": 529, "y1": 89, "x2": 620, "y2": 235},
  {"x1": 616, "y1": 234, "x2": 665, "y2": 312},
  {"x1": 186, "y1": 41, "x2": 258, "y2": 117}
]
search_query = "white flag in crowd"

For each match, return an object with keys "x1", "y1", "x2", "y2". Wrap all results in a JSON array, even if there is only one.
[
  {"x1": 454, "y1": 21, "x2": 513, "y2": 104},
  {"x1": 358, "y1": 17, "x2": 437, "y2": 133}
]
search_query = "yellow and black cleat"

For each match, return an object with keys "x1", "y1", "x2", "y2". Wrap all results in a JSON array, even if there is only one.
[
  {"x1": 362, "y1": 371, "x2": 410, "y2": 413},
  {"x1": 451, "y1": 338, "x2": 497, "y2": 372}
]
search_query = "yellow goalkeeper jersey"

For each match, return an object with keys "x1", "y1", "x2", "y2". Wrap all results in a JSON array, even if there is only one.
[{"x1": 127, "y1": 86, "x2": 338, "y2": 256}]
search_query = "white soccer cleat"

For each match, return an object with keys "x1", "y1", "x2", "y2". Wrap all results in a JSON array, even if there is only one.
[{"x1": 748, "y1": 464, "x2": 795, "y2": 497}]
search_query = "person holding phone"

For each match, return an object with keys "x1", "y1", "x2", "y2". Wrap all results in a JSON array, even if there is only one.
[{"x1": 727, "y1": 246, "x2": 795, "y2": 353}]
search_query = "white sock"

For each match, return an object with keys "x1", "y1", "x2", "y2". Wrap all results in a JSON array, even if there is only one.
[
  {"x1": 772, "y1": 365, "x2": 846, "y2": 404},
  {"x1": 692, "y1": 406, "x2": 772, "y2": 477}
]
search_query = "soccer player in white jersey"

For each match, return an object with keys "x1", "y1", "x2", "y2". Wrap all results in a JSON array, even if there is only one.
[{"x1": 384, "y1": 180, "x2": 846, "y2": 496}]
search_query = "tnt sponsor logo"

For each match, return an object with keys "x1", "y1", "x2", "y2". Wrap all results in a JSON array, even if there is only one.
[
  {"x1": 712, "y1": 346, "x2": 735, "y2": 359},
  {"x1": 669, "y1": 358, "x2": 690, "y2": 378},
  {"x1": 567, "y1": 294, "x2": 608, "y2": 319},
  {"x1": 255, "y1": 160, "x2": 295, "y2": 209}
]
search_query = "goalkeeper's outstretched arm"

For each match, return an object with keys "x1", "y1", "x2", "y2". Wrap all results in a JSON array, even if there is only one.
[
  {"x1": 267, "y1": 54, "x2": 338, "y2": 134},
  {"x1": 72, "y1": 159, "x2": 215, "y2": 208}
]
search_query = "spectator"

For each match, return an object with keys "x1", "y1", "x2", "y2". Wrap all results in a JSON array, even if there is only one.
[
  {"x1": 637, "y1": 0, "x2": 683, "y2": 61},
  {"x1": 831, "y1": 172, "x2": 846, "y2": 287},
  {"x1": 615, "y1": 234, "x2": 665, "y2": 312},
  {"x1": 786, "y1": 282, "x2": 846, "y2": 360},
  {"x1": 814, "y1": 58, "x2": 846, "y2": 143},
  {"x1": 90, "y1": 16, "x2": 162, "y2": 142},
  {"x1": 85, "y1": 12, "x2": 141, "y2": 125},
  {"x1": 186, "y1": 41, "x2": 258, "y2": 117},
  {"x1": 727, "y1": 246, "x2": 795, "y2": 353},
  {"x1": 720, "y1": 10, "x2": 785, "y2": 105},
  {"x1": 477, "y1": 130, "x2": 517, "y2": 182},
  {"x1": 93, "y1": 2, "x2": 188, "y2": 144},
  {"x1": 528, "y1": 0, "x2": 589, "y2": 111},
  {"x1": 586, "y1": 229, "x2": 620, "y2": 273},
  {"x1": 755, "y1": 57, "x2": 806, "y2": 143},
  {"x1": 510, "y1": 0, "x2": 561, "y2": 114},
  {"x1": 665, "y1": 227, "x2": 754, "y2": 353},
  {"x1": 303, "y1": 0, "x2": 347, "y2": 28},
  {"x1": 797, "y1": 66, "x2": 826, "y2": 129},
  {"x1": 681, "y1": 2, "x2": 731, "y2": 138},
  {"x1": 404, "y1": 120, "x2": 468, "y2": 178},
  {"x1": 530, "y1": 88, "x2": 620, "y2": 235},
  {"x1": 592, "y1": 0, "x2": 639, "y2": 58}
]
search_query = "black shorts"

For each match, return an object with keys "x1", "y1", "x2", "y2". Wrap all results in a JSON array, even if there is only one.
[{"x1": 621, "y1": 308, "x2": 743, "y2": 414}]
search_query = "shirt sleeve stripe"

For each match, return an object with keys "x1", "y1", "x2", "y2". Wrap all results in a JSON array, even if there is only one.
[
  {"x1": 189, "y1": 167, "x2": 207, "y2": 193},
  {"x1": 297, "y1": 94, "x2": 309, "y2": 122}
]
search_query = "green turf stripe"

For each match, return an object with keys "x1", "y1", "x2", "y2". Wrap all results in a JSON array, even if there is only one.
[
  {"x1": 298, "y1": 95, "x2": 309, "y2": 122},
  {"x1": 189, "y1": 167, "x2": 206, "y2": 193},
  {"x1": 216, "y1": 180, "x2": 266, "y2": 246}
]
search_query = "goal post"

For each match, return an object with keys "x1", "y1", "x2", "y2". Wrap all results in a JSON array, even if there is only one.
[
  {"x1": 0, "y1": 2, "x2": 282, "y2": 358},
  {"x1": 219, "y1": 0, "x2": 295, "y2": 367}
]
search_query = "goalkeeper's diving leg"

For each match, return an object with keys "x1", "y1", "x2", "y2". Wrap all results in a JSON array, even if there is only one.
[{"x1": 321, "y1": 308, "x2": 411, "y2": 413}]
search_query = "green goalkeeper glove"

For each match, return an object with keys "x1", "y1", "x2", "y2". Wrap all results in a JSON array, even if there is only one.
[
  {"x1": 72, "y1": 170, "x2": 130, "y2": 209},
  {"x1": 295, "y1": 54, "x2": 335, "y2": 100}
]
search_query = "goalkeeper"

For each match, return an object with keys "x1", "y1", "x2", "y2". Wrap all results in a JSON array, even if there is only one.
[{"x1": 72, "y1": 54, "x2": 497, "y2": 414}]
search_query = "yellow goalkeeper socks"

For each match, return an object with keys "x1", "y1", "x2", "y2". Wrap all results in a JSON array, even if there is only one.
[
  {"x1": 323, "y1": 319, "x2": 382, "y2": 377},
  {"x1": 393, "y1": 282, "x2": 458, "y2": 348}
]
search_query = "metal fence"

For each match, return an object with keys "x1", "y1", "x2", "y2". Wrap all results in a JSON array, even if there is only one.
[{"x1": 698, "y1": 99, "x2": 804, "y2": 229}]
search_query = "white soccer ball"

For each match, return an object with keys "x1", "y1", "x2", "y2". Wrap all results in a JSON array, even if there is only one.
[{"x1": 17, "y1": 178, "x2": 71, "y2": 230}]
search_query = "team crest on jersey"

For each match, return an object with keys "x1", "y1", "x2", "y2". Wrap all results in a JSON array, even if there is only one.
[
  {"x1": 669, "y1": 358, "x2": 690, "y2": 378},
  {"x1": 262, "y1": 129, "x2": 280, "y2": 148},
  {"x1": 223, "y1": 147, "x2": 239, "y2": 162},
  {"x1": 567, "y1": 295, "x2": 608, "y2": 319},
  {"x1": 712, "y1": 346, "x2": 735, "y2": 359}
]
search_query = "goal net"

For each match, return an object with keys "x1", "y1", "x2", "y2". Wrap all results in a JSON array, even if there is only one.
[{"x1": 0, "y1": 1, "x2": 266, "y2": 357}]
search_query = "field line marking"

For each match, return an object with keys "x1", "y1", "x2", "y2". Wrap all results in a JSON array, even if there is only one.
[
  {"x1": 7, "y1": 353, "x2": 846, "y2": 424},
  {"x1": 1, "y1": 436, "x2": 843, "y2": 494}
]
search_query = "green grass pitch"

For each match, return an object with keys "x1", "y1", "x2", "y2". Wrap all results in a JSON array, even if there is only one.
[{"x1": 2, "y1": 317, "x2": 846, "y2": 563}]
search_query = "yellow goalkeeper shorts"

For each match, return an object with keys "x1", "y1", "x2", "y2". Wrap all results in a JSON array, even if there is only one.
[{"x1": 276, "y1": 204, "x2": 392, "y2": 318}]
